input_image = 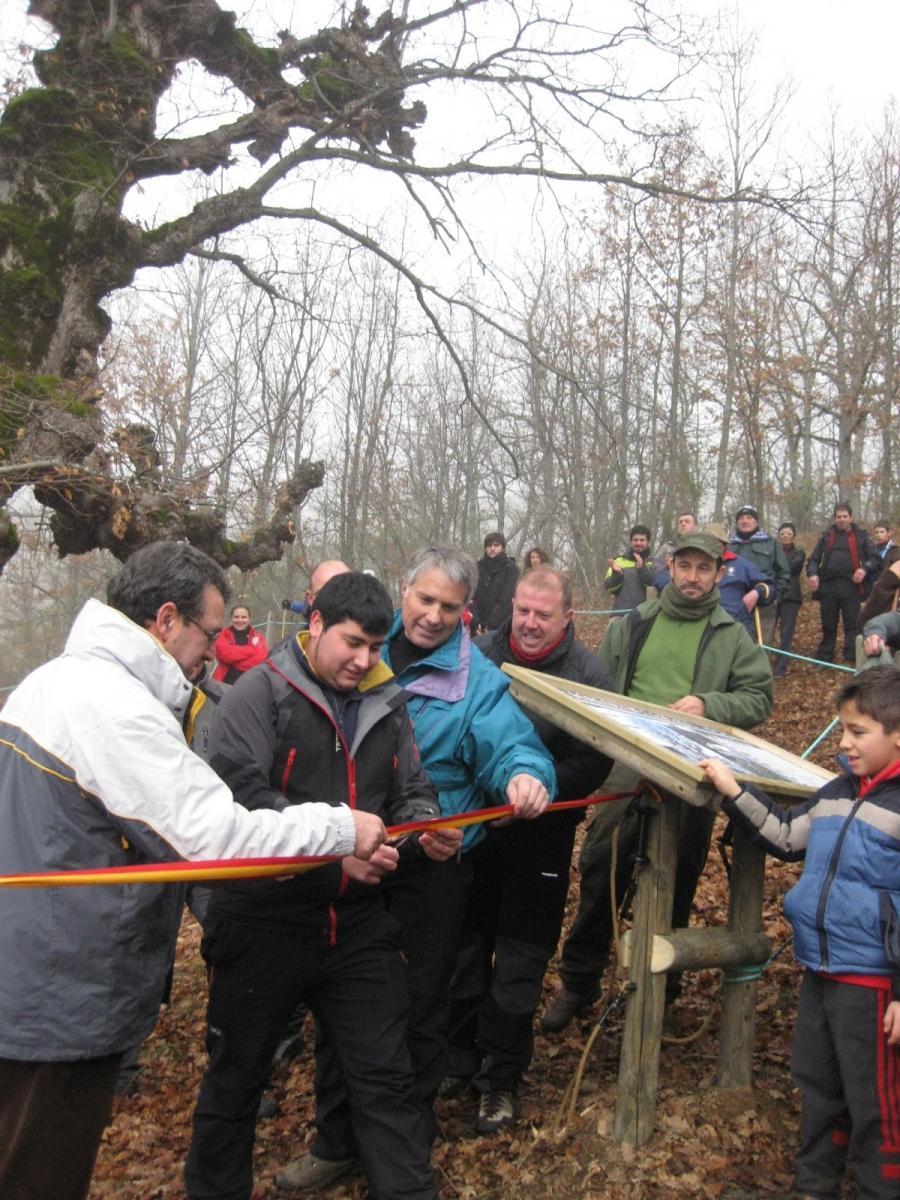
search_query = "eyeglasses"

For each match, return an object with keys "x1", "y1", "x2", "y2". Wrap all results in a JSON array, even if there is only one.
[{"x1": 183, "y1": 615, "x2": 221, "y2": 646}]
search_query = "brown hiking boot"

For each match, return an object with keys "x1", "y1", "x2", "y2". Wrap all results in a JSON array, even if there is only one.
[
  {"x1": 274, "y1": 1152, "x2": 362, "y2": 1193},
  {"x1": 540, "y1": 987, "x2": 597, "y2": 1033}
]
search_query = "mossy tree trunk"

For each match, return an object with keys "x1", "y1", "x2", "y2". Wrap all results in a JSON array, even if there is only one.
[
  {"x1": 0, "y1": 0, "x2": 423, "y2": 571},
  {"x1": 0, "y1": 0, "x2": 698, "y2": 574}
]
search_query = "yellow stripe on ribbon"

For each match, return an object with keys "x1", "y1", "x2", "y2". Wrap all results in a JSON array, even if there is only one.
[{"x1": 0, "y1": 792, "x2": 636, "y2": 888}]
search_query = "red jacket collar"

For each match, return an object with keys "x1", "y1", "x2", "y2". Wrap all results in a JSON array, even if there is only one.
[{"x1": 859, "y1": 758, "x2": 900, "y2": 799}]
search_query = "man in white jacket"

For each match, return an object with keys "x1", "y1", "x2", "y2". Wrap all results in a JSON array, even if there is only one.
[{"x1": 0, "y1": 541, "x2": 385, "y2": 1200}]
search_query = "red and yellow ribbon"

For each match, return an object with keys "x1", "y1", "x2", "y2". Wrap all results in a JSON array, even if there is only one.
[{"x1": 0, "y1": 791, "x2": 636, "y2": 889}]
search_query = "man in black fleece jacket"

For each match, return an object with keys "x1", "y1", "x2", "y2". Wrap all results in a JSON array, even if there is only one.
[
  {"x1": 470, "y1": 531, "x2": 519, "y2": 633},
  {"x1": 807, "y1": 502, "x2": 879, "y2": 663},
  {"x1": 185, "y1": 573, "x2": 459, "y2": 1200}
]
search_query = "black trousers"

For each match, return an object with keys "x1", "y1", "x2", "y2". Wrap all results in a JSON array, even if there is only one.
[
  {"x1": 558, "y1": 793, "x2": 715, "y2": 999},
  {"x1": 184, "y1": 906, "x2": 435, "y2": 1200},
  {"x1": 816, "y1": 578, "x2": 862, "y2": 662},
  {"x1": 792, "y1": 971, "x2": 900, "y2": 1200},
  {"x1": 313, "y1": 854, "x2": 473, "y2": 1160},
  {"x1": 0, "y1": 1053, "x2": 123, "y2": 1200},
  {"x1": 445, "y1": 811, "x2": 581, "y2": 1091},
  {"x1": 774, "y1": 600, "x2": 801, "y2": 674}
]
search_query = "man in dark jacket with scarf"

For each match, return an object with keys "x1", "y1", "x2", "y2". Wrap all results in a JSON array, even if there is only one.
[
  {"x1": 443, "y1": 566, "x2": 615, "y2": 1131},
  {"x1": 542, "y1": 532, "x2": 773, "y2": 1032},
  {"x1": 470, "y1": 531, "x2": 519, "y2": 633},
  {"x1": 807, "y1": 502, "x2": 879, "y2": 664},
  {"x1": 185, "y1": 573, "x2": 455, "y2": 1200}
]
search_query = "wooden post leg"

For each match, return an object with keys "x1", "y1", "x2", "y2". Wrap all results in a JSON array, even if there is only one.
[
  {"x1": 614, "y1": 793, "x2": 680, "y2": 1149},
  {"x1": 717, "y1": 826, "x2": 767, "y2": 1089}
]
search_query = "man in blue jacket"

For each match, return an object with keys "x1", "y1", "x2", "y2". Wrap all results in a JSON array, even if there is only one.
[
  {"x1": 279, "y1": 545, "x2": 556, "y2": 1193},
  {"x1": 705, "y1": 522, "x2": 776, "y2": 640}
]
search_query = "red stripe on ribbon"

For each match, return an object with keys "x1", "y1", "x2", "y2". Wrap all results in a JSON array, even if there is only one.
[{"x1": 0, "y1": 790, "x2": 638, "y2": 888}]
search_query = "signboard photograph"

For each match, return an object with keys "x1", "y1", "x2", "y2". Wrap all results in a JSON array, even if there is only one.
[{"x1": 502, "y1": 664, "x2": 834, "y2": 803}]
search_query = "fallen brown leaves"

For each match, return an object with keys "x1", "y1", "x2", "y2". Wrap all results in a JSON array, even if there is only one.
[{"x1": 90, "y1": 605, "x2": 839, "y2": 1199}]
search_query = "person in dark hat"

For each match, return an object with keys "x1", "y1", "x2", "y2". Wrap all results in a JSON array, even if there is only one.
[
  {"x1": 469, "y1": 532, "x2": 519, "y2": 634},
  {"x1": 729, "y1": 505, "x2": 790, "y2": 645},
  {"x1": 703, "y1": 522, "x2": 776, "y2": 640}
]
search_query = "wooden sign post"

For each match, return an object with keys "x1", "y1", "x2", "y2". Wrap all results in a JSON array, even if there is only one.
[
  {"x1": 614, "y1": 787, "x2": 679, "y2": 1149},
  {"x1": 502, "y1": 666, "x2": 832, "y2": 1148}
]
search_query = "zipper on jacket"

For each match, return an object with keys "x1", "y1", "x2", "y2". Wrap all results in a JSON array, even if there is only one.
[
  {"x1": 330, "y1": 727, "x2": 358, "y2": 930},
  {"x1": 280, "y1": 747, "x2": 297, "y2": 794},
  {"x1": 266, "y1": 659, "x2": 366, "y2": 945}
]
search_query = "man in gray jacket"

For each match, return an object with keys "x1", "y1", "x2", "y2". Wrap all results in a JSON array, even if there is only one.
[{"x1": 0, "y1": 542, "x2": 384, "y2": 1200}]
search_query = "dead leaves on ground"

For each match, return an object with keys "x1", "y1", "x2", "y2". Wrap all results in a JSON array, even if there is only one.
[{"x1": 92, "y1": 607, "x2": 836, "y2": 1198}]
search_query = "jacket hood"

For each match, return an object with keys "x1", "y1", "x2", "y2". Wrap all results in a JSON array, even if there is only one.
[
  {"x1": 274, "y1": 629, "x2": 395, "y2": 697},
  {"x1": 66, "y1": 598, "x2": 193, "y2": 720}
]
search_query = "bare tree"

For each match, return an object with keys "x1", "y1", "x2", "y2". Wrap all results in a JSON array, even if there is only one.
[
  {"x1": 0, "y1": 0, "x2": 713, "y2": 572},
  {"x1": 708, "y1": 17, "x2": 792, "y2": 520}
]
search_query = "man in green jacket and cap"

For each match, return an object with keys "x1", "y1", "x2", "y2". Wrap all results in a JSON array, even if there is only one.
[{"x1": 542, "y1": 531, "x2": 774, "y2": 1031}]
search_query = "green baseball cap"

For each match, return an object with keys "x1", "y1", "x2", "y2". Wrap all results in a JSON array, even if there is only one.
[{"x1": 672, "y1": 532, "x2": 724, "y2": 562}]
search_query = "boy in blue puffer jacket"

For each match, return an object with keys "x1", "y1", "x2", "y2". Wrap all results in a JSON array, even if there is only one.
[{"x1": 700, "y1": 665, "x2": 900, "y2": 1200}]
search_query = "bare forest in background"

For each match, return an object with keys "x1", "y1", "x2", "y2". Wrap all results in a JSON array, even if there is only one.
[{"x1": 1, "y1": 12, "x2": 899, "y2": 689}]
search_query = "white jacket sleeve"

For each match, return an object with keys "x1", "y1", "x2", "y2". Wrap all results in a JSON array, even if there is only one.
[{"x1": 68, "y1": 710, "x2": 357, "y2": 862}]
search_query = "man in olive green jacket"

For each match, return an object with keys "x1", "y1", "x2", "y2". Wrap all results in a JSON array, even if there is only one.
[{"x1": 542, "y1": 532, "x2": 773, "y2": 1031}]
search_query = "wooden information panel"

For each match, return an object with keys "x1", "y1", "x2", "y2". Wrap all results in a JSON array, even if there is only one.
[{"x1": 503, "y1": 665, "x2": 834, "y2": 805}]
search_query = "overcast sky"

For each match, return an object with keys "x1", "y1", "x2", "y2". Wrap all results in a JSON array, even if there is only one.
[
  {"x1": 5, "y1": 0, "x2": 897, "y2": 133},
  {"x1": 3, "y1": 1, "x2": 898, "y2": 292},
  {"x1": 740, "y1": 0, "x2": 900, "y2": 131}
]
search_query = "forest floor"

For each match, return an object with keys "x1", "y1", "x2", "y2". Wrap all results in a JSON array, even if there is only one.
[{"x1": 89, "y1": 605, "x2": 852, "y2": 1199}]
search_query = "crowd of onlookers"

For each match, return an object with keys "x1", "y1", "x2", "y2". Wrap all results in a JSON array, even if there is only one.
[
  {"x1": 1, "y1": 504, "x2": 899, "y2": 1200},
  {"x1": 602, "y1": 503, "x2": 900, "y2": 672}
]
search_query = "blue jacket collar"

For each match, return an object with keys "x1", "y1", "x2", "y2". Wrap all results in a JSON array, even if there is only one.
[{"x1": 384, "y1": 612, "x2": 472, "y2": 702}]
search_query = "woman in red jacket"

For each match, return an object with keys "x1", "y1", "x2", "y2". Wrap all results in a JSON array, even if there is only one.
[{"x1": 213, "y1": 605, "x2": 269, "y2": 684}]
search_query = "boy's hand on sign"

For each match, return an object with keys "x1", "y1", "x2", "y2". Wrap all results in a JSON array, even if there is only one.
[
  {"x1": 864, "y1": 634, "x2": 886, "y2": 657},
  {"x1": 670, "y1": 695, "x2": 705, "y2": 717},
  {"x1": 698, "y1": 758, "x2": 742, "y2": 801}
]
